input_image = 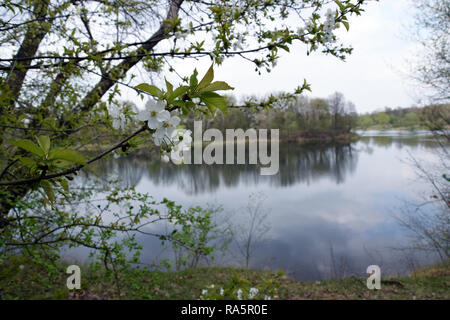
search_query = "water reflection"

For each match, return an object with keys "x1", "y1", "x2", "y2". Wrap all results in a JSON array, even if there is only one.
[
  {"x1": 82, "y1": 133, "x2": 437, "y2": 193},
  {"x1": 83, "y1": 143, "x2": 360, "y2": 194},
  {"x1": 74, "y1": 131, "x2": 443, "y2": 281}
]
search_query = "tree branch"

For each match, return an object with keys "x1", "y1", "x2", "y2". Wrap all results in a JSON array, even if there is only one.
[
  {"x1": 77, "y1": 0, "x2": 184, "y2": 113},
  {"x1": 0, "y1": 125, "x2": 149, "y2": 186}
]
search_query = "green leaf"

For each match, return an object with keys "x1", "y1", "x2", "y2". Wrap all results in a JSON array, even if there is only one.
[
  {"x1": 135, "y1": 83, "x2": 163, "y2": 98},
  {"x1": 199, "y1": 81, "x2": 234, "y2": 92},
  {"x1": 41, "y1": 180, "x2": 55, "y2": 204},
  {"x1": 53, "y1": 159, "x2": 75, "y2": 168},
  {"x1": 279, "y1": 44, "x2": 290, "y2": 52},
  {"x1": 197, "y1": 64, "x2": 214, "y2": 90},
  {"x1": 342, "y1": 20, "x2": 350, "y2": 31},
  {"x1": 9, "y1": 139, "x2": 44, "y2": 157},
  {"x1": 189, "y1": 69, "x2": 198, "y2": 90},
  {"x1": 168, "y1": 86, "x2": 189, "y2": 102},
  {"x1": 200, "y1": 91, "x2": 228, "y2": 113},
  {"x1": 18, "y1": 157, "x2": 36, "y2": 168},
  {"x1": 48, "y1": 148, "x2": 87, "y2": 165},
  {"x1": 165, "y1": 78, "x2": 173, "y2": 94},
  {"x1": 59, "y1": 178, "x2": 69, "y2": 193},
  {"x1": 42, "y1": 117, "x2": 57, "y2": 129},
  {"x1": 36, "y1": 135, "x2": 51, "y2": 155},
  {"x1": 335, "y1": 0, "x2": 345, "y2": 12}
]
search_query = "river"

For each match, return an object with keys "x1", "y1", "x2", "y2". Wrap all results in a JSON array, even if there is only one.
[{"x1": 70, "y1": 130, "x2": 446, "y2": 281}]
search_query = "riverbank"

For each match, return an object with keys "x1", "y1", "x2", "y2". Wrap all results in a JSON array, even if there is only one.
[
  {"x1": 356, "y1": 126, "x2": 430, "y2": 131},
  {"x1": 1, "y1": 255, "x2": 448, "y2": 300},
  {"x1": 283, "y1": 132, "x2": 360, "y2": 145},
  {"x1": 78, "y1": 131, "x2": 360, "y2": 154}
]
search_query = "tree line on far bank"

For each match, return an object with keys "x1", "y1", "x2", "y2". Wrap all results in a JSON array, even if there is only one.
[
  {"x1": 183, "y1": 92, "x2": 358, "y2": 139},
  {"x1": 358, "y1": 104, "x2": 449, "y2": 130},
  {"x1": 180, "y1": 92, "x2": 449, "y2": 138}
]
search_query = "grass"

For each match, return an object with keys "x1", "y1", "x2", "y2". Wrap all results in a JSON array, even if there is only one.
[{"x1": 0, "y1": 255, "x2": 449, "y2": 300}]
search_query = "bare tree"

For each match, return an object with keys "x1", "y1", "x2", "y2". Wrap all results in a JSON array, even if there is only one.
[
  {"x1": 328, "y1": 92, "x2": 352, "y2": 133},
  {"x1": 408, "y1": 0, "x2": 450, "y2": 104},
  {"x1": 397, "y1": 148, "x2": 449, "y2": 261},
  {"x1": 233, "y1": 193, "x2": 270, "y2": 268},
  {"x1": 395, "y1": 1, "x2": 450, "y2": 262}
]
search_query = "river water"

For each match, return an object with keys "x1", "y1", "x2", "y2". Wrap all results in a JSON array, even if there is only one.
[{"x1": 71, "y1": 130, "x2": 446, "y2": 281}]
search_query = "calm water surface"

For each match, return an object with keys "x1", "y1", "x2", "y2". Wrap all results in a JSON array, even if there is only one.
[{"x1": 72, "y1": 130, "x2": 445, "y2": 281}]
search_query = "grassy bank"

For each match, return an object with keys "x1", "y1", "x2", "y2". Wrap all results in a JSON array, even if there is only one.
[{"x1": 0, "y1": 255, "x2": 448, "y2": 300}]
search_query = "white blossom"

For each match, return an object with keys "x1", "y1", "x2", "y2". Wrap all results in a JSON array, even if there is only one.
[
  {"x1": 161, "y1": 151, "x2": 170, "y2": 163},
  {"x1": 233, "y1": 41, "x2": 243, "y2": 51},
  {"x1": 169, "y1": 128, "x2": 192, "y2": 164},
  {"x1": 109, "y1": 105, "x2": 127, "y2": 130},
  {"x1": 209, "y1": 52, "x2": 224, "y2": 64},
  {"x1": 172, "y1": 128, "x2": 192, "y2": 146},
  {"x1": 236, "y1": 289, "x2": 243, "y2": 300},
  {"x1": 174, "y1": 30, "x2": 187, "y2": 40},
  {"x1": 153, "y1": 113, "x2": 180, "y2": 145},
  {"x1": 137, "y1": 99, "x2": 167, "y2": 129},
  {"x1": 322, "y1": 8, "x2": 338, "y2": 44},
  {"x1": 248, "y1": 287, "x2": 259, "y2": 299},
  {"x1": 170, "y1": 142, "x2": 190, "y2": 164}
]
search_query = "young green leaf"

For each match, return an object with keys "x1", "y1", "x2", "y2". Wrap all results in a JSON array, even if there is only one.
[
  {"x1": 48, "y1": 148, "x2": 87, "y2": 165},
  {"x1": 9, "y1": 139, "x2": 45, "y2": 157},
  {"x1": 342, "y1": 20, "x2": 350, "y2": 31},
  {"x1": 335, "y1": 0, "x2": 345, "y2": 12},
  {"x1": 199, "y1": 81, "x2": 234, "y2": 93},
  {"x1": 189, "y1": 69, "x2": 199, "y2": 90},
  {"x1": 200, "y1": 91, "x2": 228, "y2": 113},
  {"x1": 41, "y1": 180, "x2": 55, "y2": 204},
  {"x1": 197, "y1": 64, "x2": 214, "y2": 90},
  {"x1": 165, "y1": 78, "x2": 173, "y2": 94},
  {"x1": 168, "y1": 86, "x2": 189, "y2": 102},
  {"x1": 18, "y1": 157, "x2": 36, "y2": 168},
  {"x1": 59, "y1": 178, "x2": 69, "y2": 193},
  {"x1": 135, "y1": 83, "x2": 163, "y2": 98},
  {"x1": 36, "y1": 135, "x2": 51, "y2": 155}
]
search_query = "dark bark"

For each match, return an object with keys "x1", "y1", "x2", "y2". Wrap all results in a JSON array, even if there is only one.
[
  {"x1": 77, "y1": 0, "x2": 184, "y2": 113},
  {"x1": 5, "y1": 0, "x2": 52, "y2": 110}
]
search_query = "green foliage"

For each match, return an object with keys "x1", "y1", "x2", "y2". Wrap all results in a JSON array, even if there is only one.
[
  {"x1": 0, "y1": 179, "x2": 219, "y2": 289},
  {"x1": 199, "y1": 270, "x2": 283, "y2": 300},
  {"x1": 2, "y1": 260, "x2": 448, "y2": 300},
  {"x1": 135, "y1": 84, "x2": 164, "y2": 98},
  {"x1": 135, "y1": 65, "x2": 233, "y2": 117},
  {"x1": 356, "y1": 106, "x2": 442, "y2": 130},
  {"x1": 10, "y1": 136, "x2": 86, "y2": 166},
  {"x1": 358, "y1": 114, "x2": 375, "y2": 129},
  {"x1": 184, "y1": 92, "x2": 358, "y2": 138},
  {"x1": 48, "y1": 148, "x2": 86, "y2": 165},
  {"x1": 9, "y1": 139, "x2": 44, "y2": 158},
  {"x1": 374, "y1": 112, "x2": 390, "y2": 127}
]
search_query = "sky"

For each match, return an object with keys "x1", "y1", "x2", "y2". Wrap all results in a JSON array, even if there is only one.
[{"x1": 124, "y1": 0, "x2": 425, "y2": 114}]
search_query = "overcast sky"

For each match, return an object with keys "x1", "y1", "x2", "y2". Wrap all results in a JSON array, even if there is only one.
[{"x1": 125, "y1": 0, "x2": 425, "y2": 114}]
